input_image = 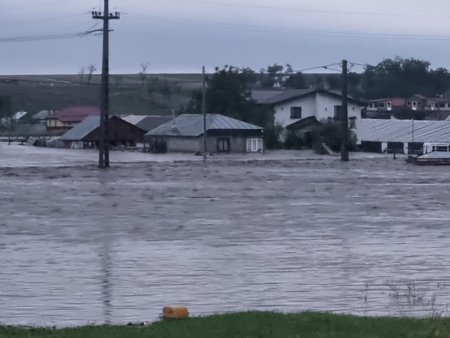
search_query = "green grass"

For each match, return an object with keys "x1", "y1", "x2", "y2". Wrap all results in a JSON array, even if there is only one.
[{"x1": 1, "y1": 312, "x2": 450, "y2": 338}]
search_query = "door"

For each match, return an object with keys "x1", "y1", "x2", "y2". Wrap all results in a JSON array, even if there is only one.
[{"x1": 217, "y1": 138, "x2": 230, "y2": 153}]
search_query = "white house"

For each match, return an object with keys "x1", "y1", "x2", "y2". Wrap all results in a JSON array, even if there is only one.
[{"x1": 253, "y1": 89, "x2": 366, "y2": 139}]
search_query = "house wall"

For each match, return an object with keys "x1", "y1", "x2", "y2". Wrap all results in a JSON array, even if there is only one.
[
  {"x1": 166, "y1": 137, "x2": 202, "y2": 153},
  {"x1": 162, "y1": 134, "x2": 262, "y2": 153},
  {"x1": 273, "y1": 95, "x2": 316, "y2": 129},
  {"x1": 315, "y1": 93, "x2": 363, "y2": 121},
  {"x1": 273, "y1": 93, "x2": 364, "y2": 141},
  {"x1": 274, "y1": 94, "x2": 363, "y2": 129}
]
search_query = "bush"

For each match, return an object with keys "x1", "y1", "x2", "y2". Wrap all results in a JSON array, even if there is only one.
[
  {"x1": 311, "y1": 121, "x2": 356, "y2": 154},
  {"x1": 284, "y1": 131, "x2": 304, "y2": 149},
  {"x1": 264, "y1": 125, "x2": 283, "y2": 149}
]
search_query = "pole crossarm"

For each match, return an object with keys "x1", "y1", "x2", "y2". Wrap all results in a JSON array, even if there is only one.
[{"x1": 91, "y1": 11, "x2": 120, "y2": 20}]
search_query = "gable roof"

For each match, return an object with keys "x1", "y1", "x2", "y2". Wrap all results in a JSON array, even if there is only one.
[
  {"x1": 60, "y1": 115, "x2": 100, "y2": 141},
  {"x1": 54, "y1": 106, "x2": 100, "y2": 123},
  {"x1": 147, "y1": 114, "x2": 263, "y2": 137},
  {"x1": 252, "y1": 88, "x2": 366, "y2": 106}
]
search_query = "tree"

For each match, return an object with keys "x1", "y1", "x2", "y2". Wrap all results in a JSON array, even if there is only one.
[
  {"x1": 185, "y1": 66, "x2": 257, "y2": 120},
  {"x1": 260, "y1": 63, "x2": 284, "y2": 88},
  {"x1": 139, "y1": 62, "x2": 149, "y2": 84},
  {"x1": 87, "y1": 64, "x2": 97, "y2": 85},
  {"x1": 360, "y1": 57, "x2": 450, "y2": 98},
  {"x1": 284, "y1": 72, "x2": 307, "y2": 89},
  {"x1": 185, "y1": 65, "x2": 280, "y2": 147},
  {"x1": 79, "y1": 67, "x2": 85, "y2": 84}
]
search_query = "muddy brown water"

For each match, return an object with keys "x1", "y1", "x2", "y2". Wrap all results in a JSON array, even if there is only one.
[{"x1": 1, "y1": 148, "x2": 450, "y2": 326}]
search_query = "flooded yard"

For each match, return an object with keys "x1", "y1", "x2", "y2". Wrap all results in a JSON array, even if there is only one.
[{"x1": 1, "y1": 144, "x2": 450, "y2": 326}]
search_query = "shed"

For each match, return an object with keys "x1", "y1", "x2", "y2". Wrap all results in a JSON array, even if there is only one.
[
  {"x1": 145, "y1": 114, "x2": 264, "y2": 153},
  {"x1": 60, "y1": 115, "x2": 146, "y2": 149},
  {"x1": 355, "y1": 119, "x2": 450, "y2": 154}
]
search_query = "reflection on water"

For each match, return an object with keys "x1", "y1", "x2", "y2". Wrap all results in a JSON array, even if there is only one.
[
  {"x1": 1, "y1": 154, "x2": 450, "y2": 326},
  {"x1": 100, "y1": 242, "x2": 112, "y2": 325}
]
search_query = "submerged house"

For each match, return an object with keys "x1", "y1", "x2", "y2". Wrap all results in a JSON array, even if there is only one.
[
  {"x1": 252, "y1": 88, "x2": 366, "y2": 140},
  {"x1": 145, "y1": 114, "x2": 264, "y2": 153},
  {"x1": 60, "y1": 115, "x2": 146, "y2": 149}
]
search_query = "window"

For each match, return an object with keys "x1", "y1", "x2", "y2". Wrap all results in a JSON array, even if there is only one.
[
  {"x1": 377, "y1": 102, "x2": 386, "y2": 108},
  {"x1": 440, "y1": 103, "x2": 446, "y2": 108},
  {"x1": 334, "y1": 105, "x2": 343, "y2": 120},
  {"x1": 412, "y1": 101, "x2": 417, "y2": 110},
  {"x1": 246, "y1": 138, "x2": 263, "y2": 152},
  {"x1": 290, "y1": 106, "x2": 302, "y2": 119},
  {"x1": 387, "y1": 101, "x2": 392, "y2": 110}
]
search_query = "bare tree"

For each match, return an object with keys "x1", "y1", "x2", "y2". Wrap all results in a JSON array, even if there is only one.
[
  {"x1": 87, "y1": 64, "x2": 97, "y2": 85},
  {"x1": 79, "y1": 67, "x2": 85, "y2": 84},
  {"x1": 139, "y1": 62, "x2": 149, "y2": 83}
]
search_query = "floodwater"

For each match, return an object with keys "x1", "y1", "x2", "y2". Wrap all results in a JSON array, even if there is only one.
[{"x1": 1, "y1": 144, "x2": 450, "y2": 327}]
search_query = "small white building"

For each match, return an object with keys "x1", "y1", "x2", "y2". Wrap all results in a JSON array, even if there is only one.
[{"x1": 253, "y1": 89, "x2": 366, "y2": 139}]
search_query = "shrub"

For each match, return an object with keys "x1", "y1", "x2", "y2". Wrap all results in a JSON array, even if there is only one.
[{"x1": 311, "y1": 121, "x2": 357, "y2": 154}]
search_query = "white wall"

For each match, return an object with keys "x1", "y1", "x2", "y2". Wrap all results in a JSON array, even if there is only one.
[
  {"x1": 273, "y1": 93, "x2": 364, "y2": 130},
  {"x1": 273, "y1": 95, "x2": 316, "y2": 128}
]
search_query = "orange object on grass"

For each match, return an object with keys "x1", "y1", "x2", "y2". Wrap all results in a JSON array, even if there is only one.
[{"x1": 162, "y1": 306, "x2": 189, "y2": 319}]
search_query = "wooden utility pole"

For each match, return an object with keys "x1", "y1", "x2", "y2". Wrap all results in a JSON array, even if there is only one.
[
  {"x1": 202, "y1": 66, "x2": 207, "y2": 161},
  {"x1": 341, "y1": 59, "x2": 349, "y2": 162},
  {"x1": 92, "y1": 1, "x2": 120, "y2": 168}
]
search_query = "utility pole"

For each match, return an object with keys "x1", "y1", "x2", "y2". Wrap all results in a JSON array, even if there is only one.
[
  {"x1": 341, "y1": 59, "x2": 349, "y2": 162},
  {"x1": 202, "y1": 66, "x2": 207, "y2": 161},
  {"x1": 92, "y1": 1, "x2": 120, "y2": 168}
]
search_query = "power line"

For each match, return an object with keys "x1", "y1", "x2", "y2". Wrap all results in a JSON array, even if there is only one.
[
  {"x1": 294, "y1": 63, "x2": 342, "y2": 73},
  {"x1": 137, "y1": 0, "x2": 450, "y2": 19},
  {"x1": 0, "y1": 29, "x2": 103, "y2": 43},
  {"x1": 0, "y1": 12, "x2": 90, "y2": 27},
  {"x1": 123, "y1": 12, "x2": 450, "y2": 41}
]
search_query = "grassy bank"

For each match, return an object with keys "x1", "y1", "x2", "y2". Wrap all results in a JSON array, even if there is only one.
[{"x1": 1, "y1": 312, "x2": 450, "y2": 338}]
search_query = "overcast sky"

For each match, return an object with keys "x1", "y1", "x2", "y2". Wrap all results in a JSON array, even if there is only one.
[{"x1": 1, "y1": 0, "x2": 450, "y2": 74}]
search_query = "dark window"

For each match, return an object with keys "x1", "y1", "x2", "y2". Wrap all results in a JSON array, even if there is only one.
[
  {"x1": 440, "y1": 103, "x2": 446, "y2": 108},
  {"x1": 217, "y1": 138, "x2": 230, "y2": 153},
  {"x1": 377, "y1": 102, "x2": 385, "y2": 108},
  {"x1": 290, "y1": 107, "x2": 302, "y2": 119}
]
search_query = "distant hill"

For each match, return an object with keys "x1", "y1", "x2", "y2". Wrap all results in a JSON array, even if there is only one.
[
  {"x1": 0, "y1": 73, "x2": 203, "y2": 116},
  {"x1": 0, "y1": 72, "x2": 348, "y2": 118}
]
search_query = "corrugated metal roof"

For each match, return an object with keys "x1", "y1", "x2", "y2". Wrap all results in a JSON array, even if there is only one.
[
  {"x1": 147, "y1": 114, "x2": 263, "y2": 137},
  {"x1": 355, "y1": 119, "x2": 450, "y2": 143},
  {"x1": 60, "y1": 115, "x2": 100, "y2": 141}
]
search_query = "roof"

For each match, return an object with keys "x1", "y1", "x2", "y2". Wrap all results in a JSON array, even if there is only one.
[
  {"x1": 137, "y1": 116, "x2": 172, "y2": 132},
  {"x1": 355, "y1": 119, "x2": 450, "y2": 144},
  {"x1": 123, "y1": 115, "x2": 146, "y2": 125},
  {"x1": 250, "y1": 90, "x2": 284, "y2": 103},
  {"x1": 32, "y1": 110, "x2": 51, "y2": 120},
  {"x1": 13, "y1": 111, "x2": 28, "y2": 120},
  {"x1": 60, "y1": 115, "x2": 100, "y2": 141},
  {"x1": 147, "y1": 114, "x2": 263, "y2": 137},
  {"x1": 54, "y1": 106, "x2": 100, "y2": 123},
  {"x1": 252, "y1": 88, "x2": 366, "y2": 106}
]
